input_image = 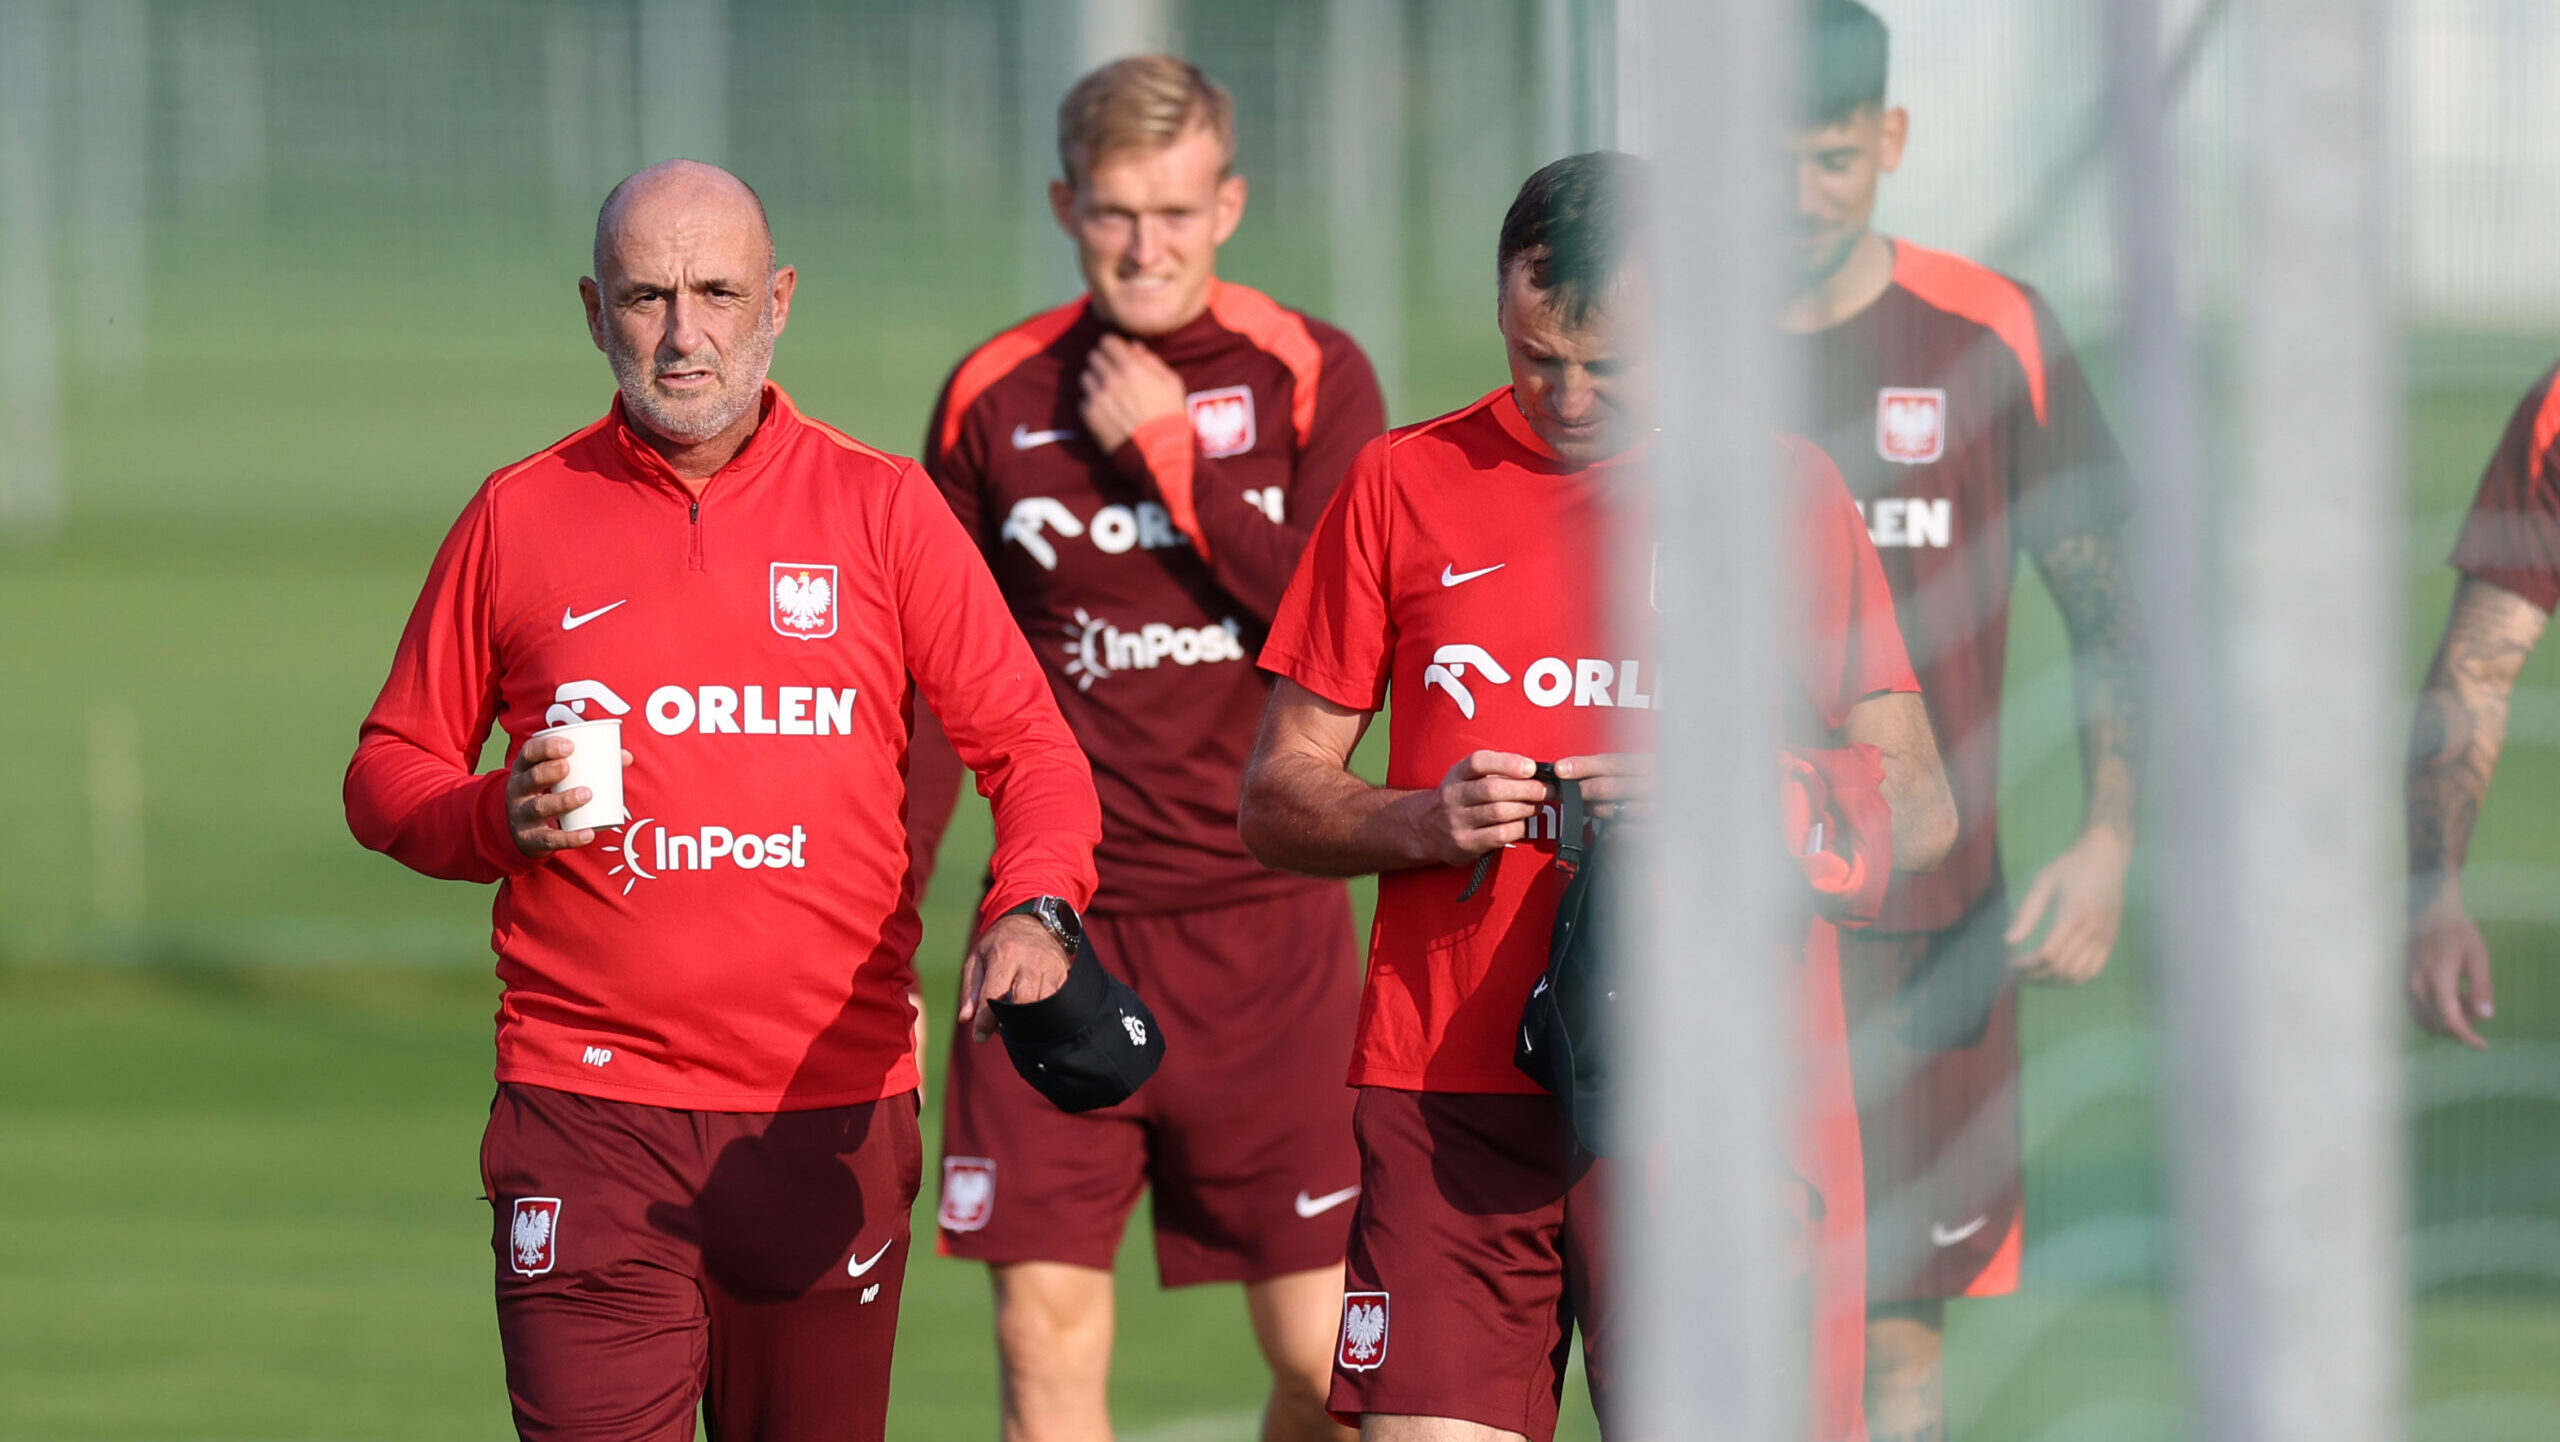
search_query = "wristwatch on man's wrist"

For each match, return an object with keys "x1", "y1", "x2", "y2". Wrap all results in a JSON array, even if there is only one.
[{"x1": 1004, "y1": 895, "x2": 1083, "y2": 958}]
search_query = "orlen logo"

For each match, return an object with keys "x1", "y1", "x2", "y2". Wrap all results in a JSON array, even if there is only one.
[
  {"x1": 1419, "y1": 643, "x2": 1652, "y2": 717},
  {"x1": 643, "y1": 684, "x2": 858, "y2": 736},
  {"x1": 603, "y1": 818, "x2": 810, "y2": 896},
  {"x1": 546, "y1": 679, "x2": 631, "y2": 728},
  {"x1": 1061, "y1": 610, "x2": 1247, "y2": 691},
  {"x1": 1001, "y1": 497, "x2": 1192, "y2": 570},
  {"x1": 549, "y1": 680, "x2": 859, "y2": 737},
  {"x1": 1852, "y1": 497, "x2": 1954, "y2": 549}
]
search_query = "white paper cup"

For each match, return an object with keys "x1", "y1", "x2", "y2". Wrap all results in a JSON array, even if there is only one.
[{"x1": 533, "y1": 718, "x2": 624, "y2": 832}]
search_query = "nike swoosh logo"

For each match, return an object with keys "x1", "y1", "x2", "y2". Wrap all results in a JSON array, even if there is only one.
[
  {"x1": 1441, "y1": 563, "x2": 1505, "y2": 587},
  {"x1": 561, "y1": 600, "x2": 627, "y2": 631},
  {"x1": 1930, "y1": 1215, "x2": 1989, "y2": 1248},
  {"x1": 1294, "y1": 1185, "x2": 1360, "y2": 1219},
  {"x1": 1012, "y1": 424, "x2": 1077, "y2": 450},
  {"x1": 847, "y1": 1239, "x2": 894, "y2": 1277}
]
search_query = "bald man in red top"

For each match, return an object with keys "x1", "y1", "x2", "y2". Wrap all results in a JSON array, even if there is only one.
[
  {"x1": 346, "y1": 161, "x2": 1101, "y2": 1442},
  {"x1": 904, "y1": 57, "x2": 1386, "y2": 1442}
]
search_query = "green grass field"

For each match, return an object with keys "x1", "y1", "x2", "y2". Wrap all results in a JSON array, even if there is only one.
[{"x1": 6, "y1": 218, "x2": 2560, "y2": 1437}]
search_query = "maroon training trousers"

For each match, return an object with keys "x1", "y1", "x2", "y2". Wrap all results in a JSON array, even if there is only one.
[{"x1": 480, "y1": 1082, "x2": 923, "y2": 1442}]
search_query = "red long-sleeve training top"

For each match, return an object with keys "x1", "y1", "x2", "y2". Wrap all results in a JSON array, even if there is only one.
[{"x1": 345, "y1": 385, "x2": 1100, "y2": 1111}]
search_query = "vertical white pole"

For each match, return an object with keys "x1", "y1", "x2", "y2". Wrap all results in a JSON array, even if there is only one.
[
  {"x1": 1018, "y1": 0, "x2": 1077, "y2": 313},
  {"x1": 1014, "y1": 0, "x2": 1178, "y2": 316},
  {"x1": 1537, "y1": 0, "x2": 1577, "y2": 161},
  {"x1": 2110, "y1": 0, "x2": 2408, "y2": 1434},
  {"x1": 1630, "y1": 0, "x2": 1795, "y2": 1436},
  {"x1": 545, "y1": 7, "x2": 639, "y2": 214},
  {"x1": 169, "y1": 6, "x2": 266, "y2": 219},
  {"x1": 638, "y1": 0, "x2": 728, "y2": 165},
  {"x1": 72, "y1": 0, "x2": 148, "y2": 384},
  {"x1": 0, "y1": 0, "x2": 65, "y2": 541},
  {"x1": 1326, "y1": 0, "x2": 1406, "y2": 413},
  {"x1": 1075, "y1": 0, "x2": 1175, "y2": 67},
  {"x1": 1610, "y1": 0, "x2": 1647, "y2": 156},
  {"x1": 2103, "y1": 0, "x2": 2241, "y2": 1423},
  {"x1": 2234, "y1": 0, "x2": 2406, "y2": 1433}
]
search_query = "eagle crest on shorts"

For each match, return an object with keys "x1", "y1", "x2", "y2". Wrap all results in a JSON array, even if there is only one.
[
  {"x1": 940, "y1": 1157, "x2": 996, "y2": 1232},
  {"x1": 1337, "y1": 1291, "x2": 1390, "y2": 1371},
  {"x1": 769, "y1": 562, "x2": 840, "y2": 640},
  {"x1": 509, "y1": 1197, "x2": 561, "y2": 1277}
]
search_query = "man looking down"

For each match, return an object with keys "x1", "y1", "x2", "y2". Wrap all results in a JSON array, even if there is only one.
[{"x1": 1241, "y1": 151, "x2": 1956, "y2": 1442}]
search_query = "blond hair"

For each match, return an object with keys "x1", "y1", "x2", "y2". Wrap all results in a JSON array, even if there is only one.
[{"x1": 1056, "y1": 54, "x2": 1235, "y2": 186}]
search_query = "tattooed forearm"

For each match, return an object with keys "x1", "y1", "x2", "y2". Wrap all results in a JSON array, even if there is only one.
[
  {"x1": 2408, "y1": 577, "x2": 2548, "y2": 908},
  {"x1": 2034, "y1": 529, "x2": 2146, "y2": 840}
]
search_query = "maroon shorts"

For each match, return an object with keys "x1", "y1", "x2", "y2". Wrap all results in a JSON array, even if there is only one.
[
  {"x1": 479, "y1": 1082, "x2": 923, "y2": 1442},
  {"x1": 1837, "y1": 892, "x2": 2024, "y2": 1303},
  {"x1": 936, "y1": 884, "x2": 1361, "y2": 1287},
  {"x1": 1326, "y1": 1089, "x2": 1618, "y2": 1442}
]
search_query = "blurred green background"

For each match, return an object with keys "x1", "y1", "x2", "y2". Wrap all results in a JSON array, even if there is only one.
[{"x1": 2, "y1": 2, "x2": 2557, "y2": 1439}]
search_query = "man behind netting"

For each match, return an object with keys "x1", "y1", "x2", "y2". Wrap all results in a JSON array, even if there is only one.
[
  {"x1": 1243, "y1": 150, "x2": 1956, "y2": 1442},
  {"x1": 1782, "y1": 4, "x2": 2145, "y2": 1434}
]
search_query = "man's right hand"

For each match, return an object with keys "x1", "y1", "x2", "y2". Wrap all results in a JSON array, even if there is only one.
[
  {"x1": 1407, "y1": 750, "x2": 1549, "y2": 866},
  {"x1": 2409, "y1": 883, "x2": 2495, "y2": 1049},
  {"x1": 505, "y1": 732, "x2": 631, "y2": 858}
]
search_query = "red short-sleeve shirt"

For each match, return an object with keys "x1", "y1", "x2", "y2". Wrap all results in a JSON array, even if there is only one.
[
  {"x1": 2453, "y1": 362, "x2": 2560, "y2": 614},
  {"x1": 1261, "y1": 388, "x2": 1918, "y2": 1092}
]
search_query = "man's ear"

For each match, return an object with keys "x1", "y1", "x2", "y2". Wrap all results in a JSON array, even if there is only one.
[
  {"x1": 580, "y1": 276, "x2": 609, "y2": 354},
  {"x1": 1878, "y1": 105, "x2": 1910, "y2": 174},
  {"x1": 1211, "y1": 173, "x2": 1249, "y2": 247},
  {"x1": 767, "y1": 265, "x2": 798, "y2": 338},
  {"x1": 1049, "y1": 178, "x2": 1080, "y2": 238}
]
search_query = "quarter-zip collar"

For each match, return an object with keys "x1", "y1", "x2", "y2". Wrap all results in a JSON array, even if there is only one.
[{"x1": 606, "y1": 382, "x2": 802, "y2": 504}]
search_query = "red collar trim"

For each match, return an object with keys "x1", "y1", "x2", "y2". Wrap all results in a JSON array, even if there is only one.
[
  {"x1": 1487, "y1": 387, "x2": 1652, "y2": 472},
  {"x1": 1490, "y1": 386, "x2": 1562, "y2": 460}
]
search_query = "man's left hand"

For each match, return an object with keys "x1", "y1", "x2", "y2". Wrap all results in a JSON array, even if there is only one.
[
  {"x1": 2006, "y1": 825, "x2": 2132, "y2": 985},
  {"x1": 958, "y1": 913, "x2": 1073, "y2": 1043},
  {"x1": 1079, "y1": 335, "x2": 1188, "y2": 455}
]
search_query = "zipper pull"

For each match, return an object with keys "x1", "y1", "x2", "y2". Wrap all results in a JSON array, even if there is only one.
[{"x1": 690, "y1": 500, "x2": 700, "y2": 523}]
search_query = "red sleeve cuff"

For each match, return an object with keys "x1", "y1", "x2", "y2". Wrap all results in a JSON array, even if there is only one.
[
  {"x1": 473, "y1": 769, "x2": 546, "y2": 877},
  {"x1": 1122, "y1": 413, "x2": 1208, "y2": 559}
]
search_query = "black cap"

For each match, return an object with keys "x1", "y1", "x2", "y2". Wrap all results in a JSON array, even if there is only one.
[{"x1": 988, "y1": 933, "x2": 1165, "y2": 1114}]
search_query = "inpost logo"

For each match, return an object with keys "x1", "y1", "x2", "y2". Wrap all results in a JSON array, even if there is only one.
[
  {"x1": 603, "y1": 820, "x2": 810, "y2": 897},
  {"x1": 1061, "y1": 611, "x2": 1248, "y2": 691}
]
